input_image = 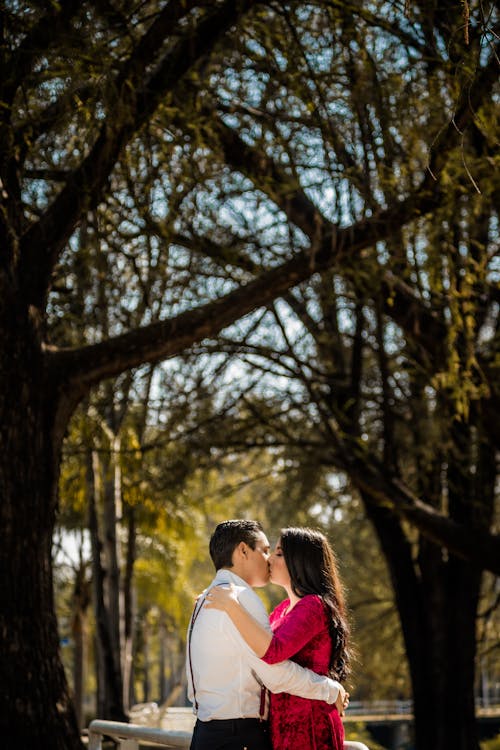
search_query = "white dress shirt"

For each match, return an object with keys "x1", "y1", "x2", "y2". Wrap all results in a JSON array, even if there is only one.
[{"x1": 186, "y1": 569, "x2": 341, "y2": 721}]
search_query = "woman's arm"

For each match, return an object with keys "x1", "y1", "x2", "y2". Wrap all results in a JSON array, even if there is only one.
[
  {"x1": 262, "y1": 595, "x2": 326, "y2": 663},
  {"x1": 204, "y1": 583, "x2": 272, "y2": 656}
]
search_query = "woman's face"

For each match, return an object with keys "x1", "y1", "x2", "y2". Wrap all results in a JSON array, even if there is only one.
[{"x1": 269, "y1": 539, "x2": 291, "y2": 589}]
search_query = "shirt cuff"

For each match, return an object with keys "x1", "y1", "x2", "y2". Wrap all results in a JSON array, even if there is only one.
[{"x1": 326, "y1": 679, "x2": 341, "y2": 704}]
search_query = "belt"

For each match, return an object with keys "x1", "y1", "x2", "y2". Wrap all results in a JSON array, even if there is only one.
[{"x1": 198, "y1": 717, "x2": 265, "y2": 728}]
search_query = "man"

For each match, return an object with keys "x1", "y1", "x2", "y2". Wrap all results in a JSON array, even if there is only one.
[{"x1": 186, "y1": 520, "x2": 348, "y2": 750}]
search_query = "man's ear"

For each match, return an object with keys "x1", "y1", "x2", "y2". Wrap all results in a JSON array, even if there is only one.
[
  {"x1": 230, "y1": 543, "x2": 243, "y2": 567},
  {"x1": 235, "y1": 541, "x2": 248, "y2": 559}
]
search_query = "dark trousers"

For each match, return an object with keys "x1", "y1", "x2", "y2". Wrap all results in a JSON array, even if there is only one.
[{"x1": 190, "y1": 717, "x2": 272, "y2": 750}]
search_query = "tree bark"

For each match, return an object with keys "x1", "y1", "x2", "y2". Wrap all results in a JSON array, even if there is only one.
[
  {"x1": 365, "y1": 501, "x2": 482, "y2": 750},
  {"x1": 360, "y1": 412, "x2": 494, "y2": 749},
  {"x1": 0, "y1": 314, "x2": 83, "y2": 748}
]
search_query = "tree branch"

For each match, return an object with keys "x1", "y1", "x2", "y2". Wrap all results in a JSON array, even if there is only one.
[
  {"x1": 2, "y1": 1, "x2": 81, "y2": 107},
  {"x1": 210, "y1": 36, "x2": 500, "y2": 355},
  {"x1": 15, "y1": 82, "x2": 97, "y2": 152},
  {"x1": 18, "y1": 0, "x2": 261, "y2": 307},
  {"x1": 346, "y1": 452, "x2": 500, "y2": 577},
  {"x1": 213, "y1": 115, "x2": 447, "y2": 353},
  {"x1": 44, "y1": 167, "x2": 464, "y2": 400}
]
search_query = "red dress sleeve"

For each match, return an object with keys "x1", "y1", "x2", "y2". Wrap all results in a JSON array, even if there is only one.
[{"x1": 262, "y1": 594, "x2": 326, "y2": 664}]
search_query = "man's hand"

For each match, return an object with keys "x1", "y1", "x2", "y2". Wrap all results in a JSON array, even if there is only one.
[{"x1": 335, "y1": 685, "x2": 349, "y2": 716}]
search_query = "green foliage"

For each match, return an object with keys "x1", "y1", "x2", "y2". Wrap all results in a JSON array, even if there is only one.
[
  {"x1": 481, "y1": 735, "x2": 500, "y2": 750},
  {"x1": 344, "y1": 722, "x2": 388, "y2": 750}
]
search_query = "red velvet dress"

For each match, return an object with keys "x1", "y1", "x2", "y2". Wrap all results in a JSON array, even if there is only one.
[{"x1": 262, "y1": 595, "x2": 344, "y2": 750}]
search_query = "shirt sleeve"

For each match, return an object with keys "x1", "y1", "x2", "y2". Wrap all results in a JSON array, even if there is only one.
[
  {"x1": 263, "y1": 595, "x2": 326, "y2": 664},
  {"x1": 233, "y1": 587, "x2": 340, "y2": 703},
  {"x1": 249, "y1": 651, "x2": 341, "y2": 703}
]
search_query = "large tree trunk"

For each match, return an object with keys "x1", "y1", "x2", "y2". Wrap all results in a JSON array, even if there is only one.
[
  {"x1": 364, "y1": 504, "x2": 482, "y2": 750},
  {"x1": 0, "y1": 319, "x2": 82, "y2": 748},
  {"x1": 354, "y1": 301, "x2": 496, "y2": 749}
]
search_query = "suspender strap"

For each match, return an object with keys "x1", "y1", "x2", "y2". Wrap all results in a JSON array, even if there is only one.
[
  {"x1": 259, "y1": 684, "x2": 267, "y2": 721},
  {"x1": 251, "y1": 669, "x2": 268, "y2": 721},
  {"x1": 187, "y1": 594, "x2": 207, "y2": 713}
]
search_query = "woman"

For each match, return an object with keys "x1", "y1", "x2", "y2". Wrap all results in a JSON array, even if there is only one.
[{"x1": 205, "y1": 527, "x2": 352, "y2": 750}]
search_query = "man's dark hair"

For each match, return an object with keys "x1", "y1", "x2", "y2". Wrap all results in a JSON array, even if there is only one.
[{"x1": 209, "y1": 520, "x2": 264, "y2": 570}]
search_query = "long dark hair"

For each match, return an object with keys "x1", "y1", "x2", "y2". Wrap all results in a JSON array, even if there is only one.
[{"x1": 280, "y1": 527, "x2": 350, "y2": 681}]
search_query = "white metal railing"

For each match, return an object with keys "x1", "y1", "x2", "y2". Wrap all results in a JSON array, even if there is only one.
[
  {"x1": 346, "y1": 699, "x2": 500, "y2": 717},
  {"x1": 346, "y1": 700, "x2": 414, "y2": 715},
  {"x1": 87, "y1": 720, "x2": 191, "y2": 749},
  {"x1": 87, "y1": 720, "x2": 372, "y2": 750}
]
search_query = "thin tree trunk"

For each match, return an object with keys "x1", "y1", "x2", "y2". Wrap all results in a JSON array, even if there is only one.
[
  {"x1": 123, "y1": 503, "x2": 136, "y2": 711},
  {"x1": 143, "y1": 617, "x2": 150, "y2": 703},
  {"x1": 87, "y1": 450, "x2": 126, "y2": 721},
  {"x1": 72, "y1": 552, "x2": 90, "y2": 730},
  {"x1": 102, "y1": 447, "x2": 123, "y2": 705},
  {"x1": 159, "y1": 612, "x2": 167, "y2": 704},
  {"x1": 73, "y1": 610, "x2": 84, "y2": 730}
]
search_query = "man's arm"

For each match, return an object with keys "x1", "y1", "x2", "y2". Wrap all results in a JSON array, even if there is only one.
[{"x1": 248, "y1": 649, "x2": 343, "y2": 704}]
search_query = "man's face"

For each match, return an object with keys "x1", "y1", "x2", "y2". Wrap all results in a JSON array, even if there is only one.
[{"x1": 244, "y1": 531, "x2": 271, "y2": 587}]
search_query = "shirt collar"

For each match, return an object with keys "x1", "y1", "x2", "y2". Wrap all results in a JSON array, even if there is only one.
[{"x1": 214, "y1": 568, "x2": 250, "y2": 589}]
